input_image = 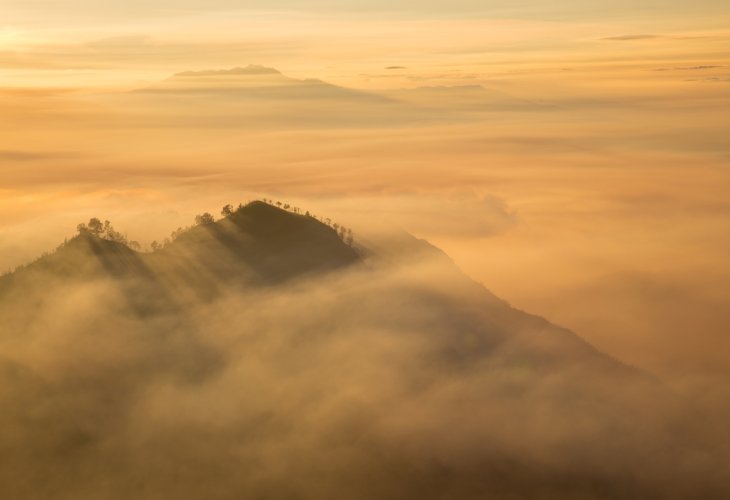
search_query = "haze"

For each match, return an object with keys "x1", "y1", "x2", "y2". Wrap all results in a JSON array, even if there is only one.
[{"x1": 1, "y1": 1, "x2": 729, "y2": 496}]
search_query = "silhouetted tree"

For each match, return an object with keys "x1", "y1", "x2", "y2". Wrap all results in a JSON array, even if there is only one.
[
  {"x1": 103, "y1": 222, "x2": 128, "y2": 244},
  {"x1": 170, "y1": 227, "x2": 185, "y2": 242},
  {"x1": 195, "y1": 213, "x2": 215, "y2": 225},
  {"x1": 150, "y1": 240, "x2": 161, "y2": 251},
  {"x1": 128, "y1": 241, "x2": 141, "y2": 251},
  {"x1": 87, "y1": 218, "x2": 103, "y2": 235},
  {"x1": 75, "y1": 217, "x2": 135, "y2": 246},
  {"x1": 221, "y1": 204, "x2": 234, "y2": 217}
]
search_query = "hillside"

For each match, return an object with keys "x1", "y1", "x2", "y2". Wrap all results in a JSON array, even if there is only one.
[
  {"x1": 156, "y1": 200, "x2": 360, "y2": 285},
  {"x1": 0, "y1": 201, "x2": 727, "y2": 500},
  {"x1": 0, "y1": 200, "x2": 357, "y2": 297}
]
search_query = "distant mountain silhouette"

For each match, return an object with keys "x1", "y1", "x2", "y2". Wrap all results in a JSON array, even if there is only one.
[
  {"x1": 100, "y1": 65, "x2": 553, "y2": 128},
  {"x1": 174, "y1": 65, "x2": 283, "y2": 77},
  {"x1": 135, "y1": 64, "x2": 391, "y2": 103},
  {"x1": 110, "y1": 65, "x2": 407, "y2": 127}
]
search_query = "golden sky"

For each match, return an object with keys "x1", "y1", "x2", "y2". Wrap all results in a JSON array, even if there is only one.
[{"x1": 1, "y1": 1, "x2": 729, "y2": 387}]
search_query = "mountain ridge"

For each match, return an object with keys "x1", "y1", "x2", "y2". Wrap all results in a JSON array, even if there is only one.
[
  {"x1": 172, "y1": 65, "x2": 283, "y2": 77},
  {"x1": 135, "y1": 65, "x2": 392, "y2": 103},
  {"x1": 0, "y1": 199, "x2": 727, "y2": 500},
  {"x1": 1, "y1": 200, "x2": 359, "y2": 290},
  {"x1": 0, "y1": 199, "x2": 637, "y2": 378}
]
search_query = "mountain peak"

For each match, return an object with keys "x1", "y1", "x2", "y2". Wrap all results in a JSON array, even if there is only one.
[
  {"x1": 164, "y1": 201, "x2": 359, "y2": 286},
  {"x1": 172, "y1": 65, "x2": 282, "y2": 78},
  {"x1": 0, "y1": 200, "x2": 360, "y2": 306}
]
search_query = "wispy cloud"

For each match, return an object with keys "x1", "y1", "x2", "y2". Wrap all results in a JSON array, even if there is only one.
[
  {"x1": 602, "y1": 34, "x2": 662, "y2": 41},
  {"x1": 654, "y1": 65, "x2": 724, "y2": 71},
  {"x1": 0, "y1": 150, "x2": 81, "y2": 161}
]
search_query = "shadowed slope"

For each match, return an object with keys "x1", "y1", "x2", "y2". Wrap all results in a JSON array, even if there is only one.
[
  {"x1": 155, "y1": 200, "x2": 360, "y2": 287},
  {"x1": 0, "y1": 201, "x2": 360, "y2": 318},
  {"x1": 0, "y1": 234, "x2": 144, "y2": 286},
  {"x1": 1, "y1": 201, "x2": 359, "y2": 289}
]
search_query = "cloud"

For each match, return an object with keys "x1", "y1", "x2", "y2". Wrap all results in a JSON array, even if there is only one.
[
  {"x1": 325, "y1": 193, "x2": 518, "y2": 239},
  {"x1": 654, "y1": 65, "x2": 724, "y2": 71},
  {"x1": 0, "y1": 40, "x2": 297, "y2": 72},
  {"x1": 602, "y1": 34, "x2": 662, "y2": 41},
  {"x1": 84, "y1": 35, "x2": 152, "y2": 48},
  {"x1": 0, "y1": 231, "x2": 728, "y2": 499},
  {"x1": 0, "y1": 150, "x2": 81, "y2": 161},
  {"x1": 0, "y1": 44, "x2": 729, "y2": 440},
  {"x1": 6, "y1": 0, "x2": 730, "y2": 24}
]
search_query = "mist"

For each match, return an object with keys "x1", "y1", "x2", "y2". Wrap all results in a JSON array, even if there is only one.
[
  {"x1": 0, "y1": 210, "x2": 728, "y2": 499},
  {"x1": 2, "y1": 89, "x2": 728, "y2": 393},
  {"x1": 2, "y1": 4, "x2": 729, "y2": 495}
]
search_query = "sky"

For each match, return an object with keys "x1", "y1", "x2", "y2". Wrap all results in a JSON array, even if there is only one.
[{"x1": 1, "y1": 0, "x2": 729, "y2": 393}]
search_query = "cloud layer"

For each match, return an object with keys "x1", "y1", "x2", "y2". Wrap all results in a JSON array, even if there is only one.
[{"x1": 0, "y1": 229, "x2": 728, "y2": 499}]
